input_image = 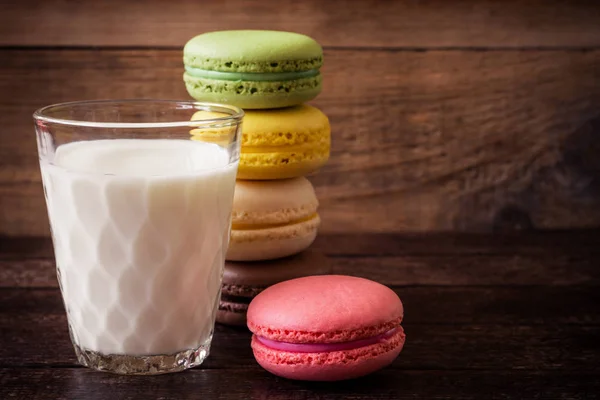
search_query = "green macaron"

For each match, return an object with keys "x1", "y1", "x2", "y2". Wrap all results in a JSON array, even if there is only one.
[{"x1": 183, "y1": 30, "x2": 323, "y2": 109}]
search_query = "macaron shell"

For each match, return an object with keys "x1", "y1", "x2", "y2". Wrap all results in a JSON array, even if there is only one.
[
  {"x1": 241, "y1": 105, "x2": 330, "y2": 143},
  {"x1": 221, "y1": 282, "x2": 263, "y2": 298},
  {"x1": 188, "y1": 110, "x2": 239, "y2": 147},
  {"x1": 238, "y1": 149, "x2": 329, "y2": 180},
  {"x1": 247, "y1": 275, "x2": 403, "y2": 342},
  {"x1": 223, "y1": 251, "x2": 331, "y2": 287},
  {"x1": 183, "y1": 30, "x2": 323, "y2": 73},
  {"x1": 231, "y1": 178, "x2": 318, "y2": 226},
  {"x1": 216, "y1": 307, "x2": 248, "y2": 326},
  {"x1": 227, "y1": 215, "x2": 319, "y2": 261},
  {"x1": 251, "y1": 327, "x2": 406, "y2": 381}
]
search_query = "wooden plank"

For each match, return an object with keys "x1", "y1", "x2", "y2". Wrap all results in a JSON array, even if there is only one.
[
  {"x1": 1, "y1": 0, "x2": 600, "y2": 48},
  {"x1": 2, "y1": 251, "x2": 600, "y2": 288},
  {"x1": 1, "y1": 288, "x2": 599, "y2": 369},
  {"x1": 1, "y1": 369, "x2": 599, "y2": 400},
  {"x1": 3, "y1": 286, "x2": 598, "y2": 325},
  {"x1": 2, "y1": 233, "x2": 600, "y2": 287},
  {"x1": 332, "y1": 254, "x2": 600, "y2": 286},
  {"x1": 4, "y1": 231, "x2": 600, "y2": 259},
  {"x1": 0, "y1": 259, "x2": 55, "y2": 288},
  {"x1": 0, "y1": 237, "x2": 54, "y2": 259},
  {"x1": 3, "y1": 312, "x2": 599, "y2": 371},
  {"x1": 315, "y1": 231, "x2": 600, "y2": 256},
  {"x1": 2, "y1": 49, "x2": 600, "y2": 235},
  {"x1": 4, "y1": 286, "x2": 598, "y2": 325}
]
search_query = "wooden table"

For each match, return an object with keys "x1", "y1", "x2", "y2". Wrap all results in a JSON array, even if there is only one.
[{"x1": 1, "y1": 232, "x2": 599, "y2": 399}]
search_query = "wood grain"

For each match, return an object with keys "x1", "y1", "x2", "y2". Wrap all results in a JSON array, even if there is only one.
[
  {"x1": 2, "y1": 369, "x2": 598, "y2": 400},
  {"x1": 3, "y1": 232, "x2": 600, "y2": 287},
  {"x1": 5, "y1": 285, "x2": 600, "y2": 325},
  {"x1": 2, "y1": 0, "x2": 600, "y2": 48},
  {"x1": 0, "y1": 233, "x2": 598, "y2": 398},
  {"x1": 6, "y1": 232, "x2": 600, "y2": 260},
  {"x1": 3, "y1": 316, "x2": 600, "y2": 371},
  {"x1": 1, "y1": 288, "x2": 599, "y2": 370},
  {"x1": 4, "y1": 253, "x2": 598, "y2": 288},
  {"x1": 2, "y1": 49, "x2": 600, "y2": 235}
]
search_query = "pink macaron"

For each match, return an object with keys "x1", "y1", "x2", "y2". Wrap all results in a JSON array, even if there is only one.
[{"x1": 247, "y1": 275, "x2": 405, "y2": 381}]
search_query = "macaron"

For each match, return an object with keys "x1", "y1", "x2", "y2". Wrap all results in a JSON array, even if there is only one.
[
  {"x1": 192, "y1": 105, "x2": 330, "y2": 180},
  {"x1": 217, "y1": 251, "x2": 331, "y2": 326},
  {"x1": 247, "y1": 275, "x2": 405, "y2": 381},
  {"x1": 189, "y1": 110, "x2": 240, "y2": 147},
  {"x1": 183, "y1": 30, "x2": 323, "y2": 109},
  {"x1": 227, "y1": 177, "x2": 320, "y2": 261},
  {"x1": 245, "y1": 105, "x2": 331, "y2": 180}
]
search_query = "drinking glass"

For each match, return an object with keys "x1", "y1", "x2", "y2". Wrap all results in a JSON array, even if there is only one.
[{"x1": 33, "y1": 100, "x2": 243, "y2": 374}]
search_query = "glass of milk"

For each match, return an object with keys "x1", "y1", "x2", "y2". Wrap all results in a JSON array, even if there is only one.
[{"x1": 33, "y1": 100, "x2": 243, "y2": 375}]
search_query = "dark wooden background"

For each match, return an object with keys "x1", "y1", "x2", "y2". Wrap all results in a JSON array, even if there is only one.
[{"x1": 2, "y1": 0, "x2": 600, "y2": 236}]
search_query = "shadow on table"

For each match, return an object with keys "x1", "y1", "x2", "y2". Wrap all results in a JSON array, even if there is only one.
[{"x1": 249, "y1": 371, "x2": 408, "y2": 399}]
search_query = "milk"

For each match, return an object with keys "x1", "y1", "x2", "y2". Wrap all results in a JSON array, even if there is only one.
[{"x1": 40, "y1": 139, "x2": 237, "y2": 355}]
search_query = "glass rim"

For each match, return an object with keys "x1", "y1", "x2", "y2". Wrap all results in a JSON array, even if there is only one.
[{"x1": 33, "y1": 99, "x2": 244, "y2": 129}]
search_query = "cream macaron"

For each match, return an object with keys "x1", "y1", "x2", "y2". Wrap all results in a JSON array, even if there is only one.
[{"x1": 227, "y1": 177, "x2": 320, "y2": 261}]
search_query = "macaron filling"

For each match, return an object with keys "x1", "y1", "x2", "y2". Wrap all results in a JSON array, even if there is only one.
[
  {"x1": 255, "y1": 327, "x2": 401, "y2": 353},
  {"x1": 220, "y1": 293, "x2": 254, "y2": 304},
  {"x1": 231, "y1": 213, "x2": 318, "y2": 230},
  {"x1": 185, "y1": 66, "x2": 320, "y2": 82}
]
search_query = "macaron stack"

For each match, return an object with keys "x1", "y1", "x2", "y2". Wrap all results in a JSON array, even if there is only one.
[{"x1": 183, "y1": 30, "x2": 331, "y2": 325}]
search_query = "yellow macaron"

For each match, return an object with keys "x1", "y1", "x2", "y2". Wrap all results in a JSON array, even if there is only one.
[
  {"x1": 192, "y1": 104, "x2": 330, "y2": 180},
  {"x1": 189, "y1": 110, "x2": 238, "y2": 147},
  {"x1": 227, "y1": 177, "x2": 320, "y2": 261}
]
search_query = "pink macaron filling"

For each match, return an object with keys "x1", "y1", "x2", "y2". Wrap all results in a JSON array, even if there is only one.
[{"x1": 255, "y1": 327, "x2": 401, "y2": 353}]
